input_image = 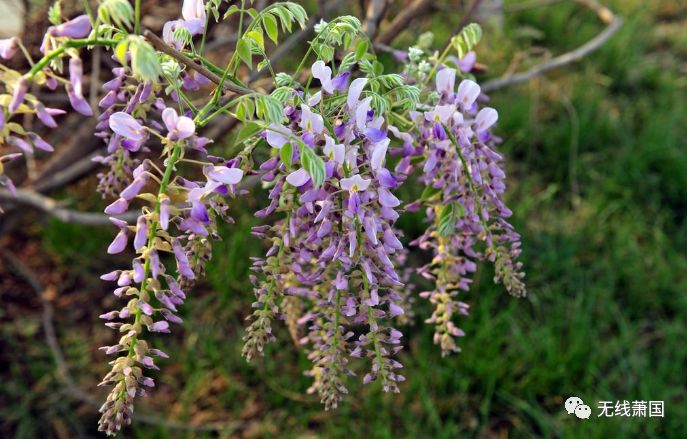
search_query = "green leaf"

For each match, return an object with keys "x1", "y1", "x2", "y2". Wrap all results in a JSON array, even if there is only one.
[
  {"x1": 48, "y1": 1, "x2": 62, "y2": 26},
  {"x1": 130, "y1": 37, "x2": 161, "y2": 81},
  {"x1": 299, "y1": 145, "x2": 326, "y2": 187},
  {"x1": 99, "y1": 0, "x2": 134, "y2": 28},
  {"x1": 235, "y1": 97, "x2": 255, "y2": 121},
  {"x1": 245, "y1": 30, "x2": 264, "y2": 50},
  {"x1": 451, "y1": 23, "x2": 482, "y2": 59},
  {"x1": 223, "y1": 4, "x2": 239, "y2": 19},
  {"x1": 338, "y1": 52, "x2": 357, "y2": 74},
  {"x1": 263, "y1": 14, "x2": 279, "y2": 44},
  {"x1": 421, "y1": 186, "x2": 441, "y2": 201},
  {"x1": 235, "y1": 121, "x2": 263, "y2": 144},
  {"x1": 373, "y1": 60, "x2": 384, "y2": 76},
  {"x1": 438, "y1": 203, "x2": 458, "y2": 237},
  {"x1": 271, "y1": 86, "x2": 294, "y2": 103},
  {"x1": 236, "y1": 38, "x2": 252, "y2": 68},
  {"x1": 114, "y1": 40, "x2": 129, "y2": 65},
  {"x1": 280, "y1": 141, "x2": 293, "y2": 169},
  {"x1": 354, "y1": 39, "x2": 369, "y2": 60}
]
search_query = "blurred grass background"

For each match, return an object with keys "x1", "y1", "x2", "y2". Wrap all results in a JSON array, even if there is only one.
[{"x1": 1, "y1": 0, "x2": 687, "y2": 437}]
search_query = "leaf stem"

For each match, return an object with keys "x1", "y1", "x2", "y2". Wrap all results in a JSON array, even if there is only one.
[{"x1": 135, "y1": 0, "x2": 141, "y2": 34}]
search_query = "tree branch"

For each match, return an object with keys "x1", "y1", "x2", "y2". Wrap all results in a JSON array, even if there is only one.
[
  {"x1": 375, "y1": 0, "x2": 434, "y2": 45},
  {"x1": 482, "y1": 3, "x2": 623, "y2": 92},
  {"x1": 0, "y1": 188, "x2": 135, "y2": 225},
  {"x1": 144, "y1": 30, "x2": 253, "y2": 96},
  {"x1": 363, "y1": 0, "x2": 389, "y2": 40}
]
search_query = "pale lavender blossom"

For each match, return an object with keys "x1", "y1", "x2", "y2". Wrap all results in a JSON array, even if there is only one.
[
  {"x1": 162, "y1": 107, "x2": 195, "y2": 139},
  {"x1": 0, "y1": 37, "x2": 19, "y2": 60},
  {"x1": 53, "y1": 15, "x2": 92, "y2": 38},
  {"x1": 109, "y1": 112, "x2": 146, "y2": 142}
]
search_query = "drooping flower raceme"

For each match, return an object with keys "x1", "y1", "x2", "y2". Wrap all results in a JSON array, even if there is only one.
[{"x1": 0, "y1": 3, "x2": 525, "y2": 435}]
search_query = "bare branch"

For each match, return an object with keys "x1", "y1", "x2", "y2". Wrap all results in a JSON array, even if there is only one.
[
  {"x1": 375, "y1": 0, "x2": 434, "y2": 45},
  {"x1": 0, "y1": 188, "x2": 135, "y2": 225},
  {"x1": 144, "y1": 30, "x2": 253, "y2": 96},
  {"x1": 31, "y1": 149, "x2": 106, "y2": 193},
  {"x1": 363, "y1": 0, "x2": 389, "y2": 40},
  {"x1": 482, "y1": 3, "x2": 623, "y2": 92}
]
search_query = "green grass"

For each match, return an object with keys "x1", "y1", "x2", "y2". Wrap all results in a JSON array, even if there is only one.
[{"x1": 3, "y1": 0, "x2": 687, "y2": 437}]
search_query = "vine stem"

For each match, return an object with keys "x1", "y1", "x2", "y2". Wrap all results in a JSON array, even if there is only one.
[
  {"x1": 135, "y1": 0, "x2": 141, "y2": 34},
  {"x1": 25, "y1": 38, "x2": 118, "y2": 79},
  {"x1": 422, "y1": 43, "x2": 452, "y2": 88}
]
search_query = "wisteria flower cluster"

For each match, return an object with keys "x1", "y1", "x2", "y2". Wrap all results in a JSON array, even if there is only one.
[{"x1": 0, "y1": 1, "x2": 524, "y2": 435}]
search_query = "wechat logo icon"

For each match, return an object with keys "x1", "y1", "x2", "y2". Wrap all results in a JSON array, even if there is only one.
[{"x1": 565, "y1": 396, "x2": 591, "y2": 420}]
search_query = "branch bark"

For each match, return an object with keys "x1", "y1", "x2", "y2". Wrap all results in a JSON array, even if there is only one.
[
  {"x1": 0, "y1": 188, "x2": 136, "y2": 225},
  {"x1": 144, "y1": 30, "x2": 253, "y2": 96},
  {"x1": 363, "y1": 0, "x2": 389, "y2": 40},
  {"x1": 482, "y1": 2, "x2": 622, "y2": 92},
  {"x1": 375, "y1": 0, "x2": 434, "y2": 45}
]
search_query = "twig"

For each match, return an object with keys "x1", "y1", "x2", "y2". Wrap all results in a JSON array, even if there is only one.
[
  {"x1": 0, "y1": 188, "x2": 136, "y2": 225},
  {"x1": 31, "y1": 149, "x2": 106, "y2": 193},
  {"x1": 375, "y1": 0, "x2": 434, "y2": 45},
  {"x1": 0, "y1": 249, "x2": 245, "y2": 435},
  {"x1": 481, "y1": 3, "x2": 623, "y2": 92},
  {"x1": 363, "y1": 0, "x2": 389, "y2": 39},
  {"x1": 144, "y1": 30, "x2": 253, "y2": 96}
]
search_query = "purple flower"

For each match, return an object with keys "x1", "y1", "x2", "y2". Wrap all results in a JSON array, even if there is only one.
[
  {"x1": 163, "y1": 20, "x2": 188, "y2": 50},
  {"x1": 323, "y1": 135, "x2": 345, "y2": 164},
  {"x1": 159, "y1": 198, "x2": 171, "y2": 230},
  {"x1": 133, "y1": 215, "x2": 149, "y2": 250},
  {"x1": 436, "y1": 67, "x2": 456, "y2": 95},
  {"x1": 265, "y1": 124, "x2": 293, "y2": 149},
  {"x1": 120, "y1": 175, "x2": 147, "y2": 200},
  {"x1": 347, "y1": 78, "x2": 368, "y2": 109},
  {"x1": 173, "y1": 239, "x2": 195, "y2": 279},
  {"x1": 456, "y1": 79, "x2": 480, "y2": 110},
  {"x1": 53, "y1": 15, "x2": 92, "y2": 38},
  {"x1": 107, "y1": 218, "x2": 129, "y2": 254},
  {"x1": 341, "y1": 175, "x2": 371, "y2": 215},
  {"x1": 458, "y1": 51, "x2": 477, "y2": 73},
  {"x1": 365, "y1": 128, "x2": 388, "y2": 143},
  {"x1": 370, "y1": 138, "x2": 389, "y2": 171},
  {"x1": 299, "y1": 105, "x2": 324, "y2": 134},
  {"x1": 182, "y1": 0, "x2": 206, "y2": 33},
  {"x1": 206, "y1": 166, "x2": 244, "y2": 184},
  {"x1": 162, "y1": 107, "x2": 195, "y2": 139},
  {"x1": 9, "y1": 78, "x2": 28, "y2": 114},
  {"x1": 29, "y1": 134, "x2": 54, "y2": 152},
  {"x1": 109, "y1": 112, "x2": 146, "y2": 142},
  {"x1": 7, "y1": 136, "x2": 32, "y2": 153},
  {"x1": 332, "y1": 71, "x2": 350, "y2": 91},
  {"x1": 0, "y1": 37, "x2": 19, "y2": 60},
  {"x1": 378, "y1": 187, "x2": 400, "y2": 207},
  {"x1": 474, "y1": 107, "x2": 498, "y2": 133},
  {"x1": 67, "y1": 88, "x2": 93, "y2": 117},
  {"x1": 35, "y1": 104, "x2": 65, "y2": 128},
  {"x1": 286, "y1": 168, "x2": 310, "y2": 187},
  {"x1": 312, "y1": 60, "x2": 334, "y2": 94}
]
